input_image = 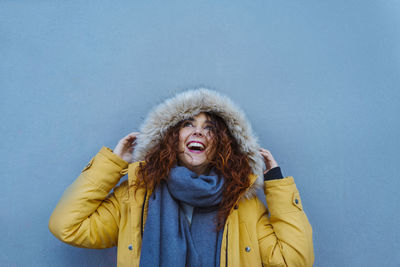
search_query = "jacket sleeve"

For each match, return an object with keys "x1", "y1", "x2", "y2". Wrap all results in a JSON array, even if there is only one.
[
  {"x1": 48, "y1": 146, "x2": 129, "y2": 249},
  {"x1": 256, "y1": 177, "x2": 314, "y2": 267}
]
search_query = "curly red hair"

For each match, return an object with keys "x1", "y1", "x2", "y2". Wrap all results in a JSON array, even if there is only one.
[{"x1": 135, "y1": 112, "x2": 252, "y2": 230}]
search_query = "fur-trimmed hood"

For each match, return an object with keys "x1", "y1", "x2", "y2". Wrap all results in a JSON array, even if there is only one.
[{"x1": 133, "y1": 88, "x2": 265, "y2": 198}]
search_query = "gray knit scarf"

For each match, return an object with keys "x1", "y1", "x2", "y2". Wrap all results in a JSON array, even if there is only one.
[{"x1": 139, "y1": 165, "x2": 225, "y2": 267}]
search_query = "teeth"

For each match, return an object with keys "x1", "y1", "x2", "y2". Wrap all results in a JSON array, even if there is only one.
[{"x1": 187, "y1": 142, "x2": 205, "y2": 150}]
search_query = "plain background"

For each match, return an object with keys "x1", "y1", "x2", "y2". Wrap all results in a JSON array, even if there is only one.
[{"x1": 1, "y1": 1, "x2": 399, "y2": 266}]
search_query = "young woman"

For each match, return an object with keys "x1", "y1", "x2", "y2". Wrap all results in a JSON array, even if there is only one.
[{"x1": 49, "y1": 89, "x2": 314, "y2": 267}]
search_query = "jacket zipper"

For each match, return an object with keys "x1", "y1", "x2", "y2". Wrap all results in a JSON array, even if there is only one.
[
  {"x1": 140, "y1": 189, "x2": 147, "y2": 238},
  {"x1": 225, "y1": 223, "x2": 229, "y2": 267}
]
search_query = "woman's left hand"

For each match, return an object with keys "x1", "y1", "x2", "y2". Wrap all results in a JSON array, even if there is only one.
[{"x1": 259, "y1": 148, "x2": 279, "y2": 174}]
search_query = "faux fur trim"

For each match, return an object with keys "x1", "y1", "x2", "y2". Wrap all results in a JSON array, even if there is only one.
[{"x1": 133, "y1": 88, "x2": 265, "y2": 198}]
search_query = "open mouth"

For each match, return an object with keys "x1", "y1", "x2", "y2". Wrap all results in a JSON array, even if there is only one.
[{"x1": 186, "y1": 141, "x2": 206, "y2": 153}]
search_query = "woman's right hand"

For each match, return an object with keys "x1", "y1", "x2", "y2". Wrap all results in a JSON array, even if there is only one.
[{"x1": 113, "y1": 132, "x2": 140, "y2": 163}]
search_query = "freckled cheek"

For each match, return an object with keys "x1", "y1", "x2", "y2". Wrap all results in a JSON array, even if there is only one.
[{"x1": 178, "y1": 132, "x2": 188, "y2": 151}]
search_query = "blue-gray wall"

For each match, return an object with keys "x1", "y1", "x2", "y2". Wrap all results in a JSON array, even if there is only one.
[{"x1": 1, "y1": 1, "x2": 399, "y2": 266}]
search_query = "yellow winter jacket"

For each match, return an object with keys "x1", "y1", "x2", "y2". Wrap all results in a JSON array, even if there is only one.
[{"x1": 49, "y1": 147, "x2": 314, "y2": 267}]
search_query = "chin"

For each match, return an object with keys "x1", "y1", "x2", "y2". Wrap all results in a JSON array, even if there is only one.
[{"x1": 189, "y1": 162, "x2": 208, "y2": 168}]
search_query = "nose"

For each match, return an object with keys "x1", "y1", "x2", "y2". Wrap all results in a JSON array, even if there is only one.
[{"x1": 192, "y1": 127, "x2": 204, "y2": 136}]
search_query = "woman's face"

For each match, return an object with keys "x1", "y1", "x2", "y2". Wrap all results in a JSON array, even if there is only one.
[{"x1": 178, "y1": 112, "x2": 216, "y2": 175}]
